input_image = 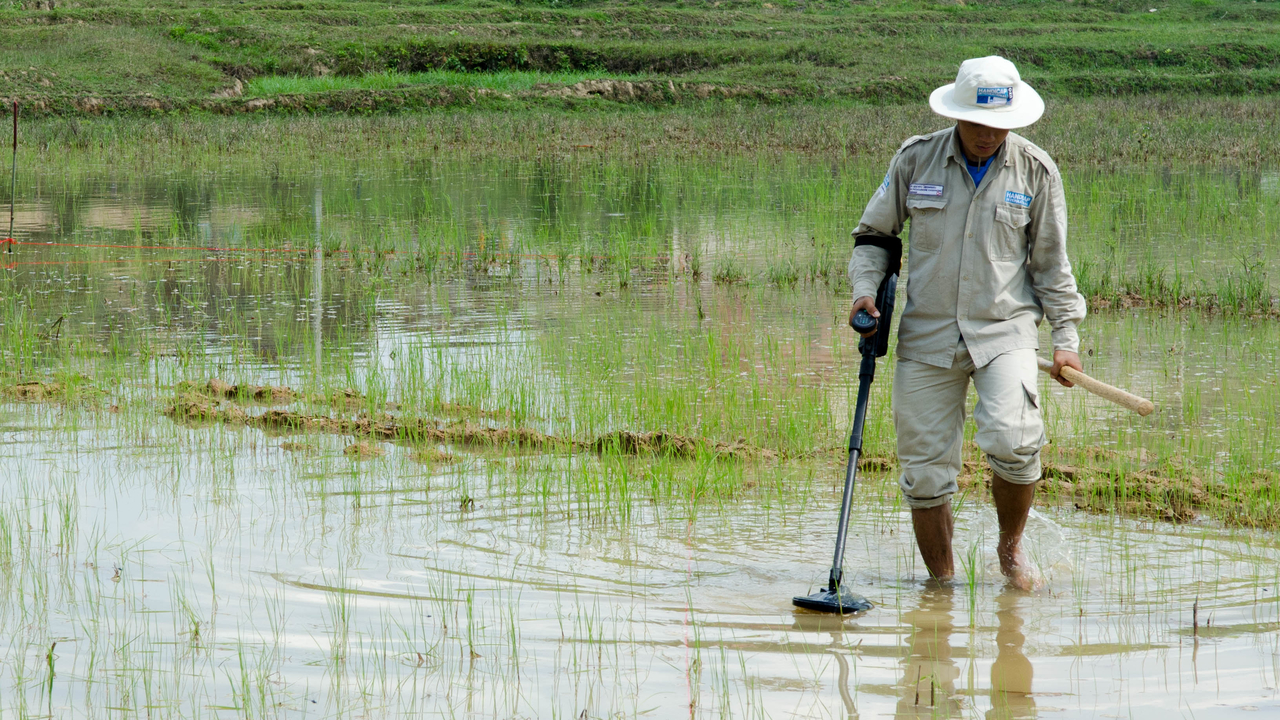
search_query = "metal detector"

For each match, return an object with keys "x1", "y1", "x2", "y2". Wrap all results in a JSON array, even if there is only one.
[{"x1": 793, "y1": 272, "x2": 897, "y2": 614}]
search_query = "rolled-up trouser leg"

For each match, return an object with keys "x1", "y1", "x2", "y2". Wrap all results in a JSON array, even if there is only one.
[
  {"x1": 892, "y1": 350, "x2": 973, "y2": 509},
  {"x1": 972, "y1": 348, "x2": 1045, "y2": 485}
]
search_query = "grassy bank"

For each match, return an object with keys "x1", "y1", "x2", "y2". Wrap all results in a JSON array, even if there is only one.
[
  {"x1": 24, "y1": 97, "x2": 1280, "y2": 168},
  {"x1": 3, "y1": 0, "x2": 1280, "y2": 114}
]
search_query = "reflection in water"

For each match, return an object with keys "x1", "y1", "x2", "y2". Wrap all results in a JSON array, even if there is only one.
[
  {"x1": 894, "y1": 586, "x2": 1036, "y2": 719},
  {"x1": 989, "y1": 590, "x2": 1036, "y2": 719},
  {"x1": 896, "y1": 585, "x2": 962, "y2": 718},
  {"x1": 792, "y1": 614, "x2": 862, "y2": 719},
  {"x1": 834, "y1": 649, "x2": 859, "y2": 719}
]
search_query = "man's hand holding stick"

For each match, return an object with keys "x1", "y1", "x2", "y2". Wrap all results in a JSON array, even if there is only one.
[{"x1": 1035, "y1": 356, "x2": 1155, "y2": 416}]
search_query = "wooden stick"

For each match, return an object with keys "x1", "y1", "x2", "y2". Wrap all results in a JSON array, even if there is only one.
[{"x1": 1037, "y1": 357, "x2": 1155, "y2": 416}]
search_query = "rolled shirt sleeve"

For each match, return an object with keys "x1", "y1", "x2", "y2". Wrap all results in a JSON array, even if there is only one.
[
  {"x1": 1027, "y1": 170, "x2": 1087, "y2": 353},
  {"x1": 848, "y1": 152, "x2": 910, "y2": 300},
  {"x1": 849, "y1": 245, "x2": 890, "y2": 300}
]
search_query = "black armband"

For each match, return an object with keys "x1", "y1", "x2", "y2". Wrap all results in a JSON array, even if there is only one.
[{"x1": 853, "y1": 233, "x2": 902, "y2": 276}]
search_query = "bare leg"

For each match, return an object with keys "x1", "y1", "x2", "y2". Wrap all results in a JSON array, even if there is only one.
[
  {"x1": 991, "y1": 475, "x2": 1043, "y2": 591},
  {"x1": 911, "y1": 501, "x2": 954, "y2": 582}
]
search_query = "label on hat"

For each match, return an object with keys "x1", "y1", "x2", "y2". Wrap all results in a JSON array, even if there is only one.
[
  {"x1": 976, "y1": 86, "x2": 1013, "y2": 107},
  {"x1": 1005, "y1": 191, "x2": 1032, "y2": 208},
  {"x1": 909, "y1": 183, "x2": 944, "y2": 197}
]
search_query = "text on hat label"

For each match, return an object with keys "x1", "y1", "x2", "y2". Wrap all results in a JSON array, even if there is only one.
[
  {"x1": 909, "y1": 183, "x2": 944, "y2": 197},
  {"x1": 975, "y1": 86, "x2": 1013, "y2": 107}
]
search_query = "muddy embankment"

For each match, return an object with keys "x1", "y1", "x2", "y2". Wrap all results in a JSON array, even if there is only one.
[
  {"x1": 167, "y1": 379, "x2": 782, "y2": 461},
  {"x1": 957, "y1": 447, "x2": 1277, "y2": 528},
  {"x1": 170, "y1": 379, "x2": 1278, "y2": 528},
  {"x1": 4, "y1": 377, "x2": 1274, "y2": 528}
]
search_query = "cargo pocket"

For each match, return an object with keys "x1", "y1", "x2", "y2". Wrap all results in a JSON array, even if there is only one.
[
  {"x1": 1018, "y1": 378, "x2": 1045, "y2": 453},
  {"x1": 906, "y1": 196, "x2": 947, "y2": 254},
  {"x1": 992, "y1": 205, "x2": 1030, "y2": 262}
]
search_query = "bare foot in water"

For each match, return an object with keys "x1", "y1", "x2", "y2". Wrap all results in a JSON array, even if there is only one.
[
  {"x1": 998, "y1": 545, "x2": 1044, "y2": 592},
  {"x1": 991, "y1": 475, "x2": 1043, "y2": 591}
]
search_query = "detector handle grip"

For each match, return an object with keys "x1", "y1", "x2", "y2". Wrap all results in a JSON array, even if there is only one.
[
  {"x1": 855, "y1": 274, "x2": 897, "y2": 358},
  {"x1": 850, "y1": 309, "x2": 877, "y2": 335}
]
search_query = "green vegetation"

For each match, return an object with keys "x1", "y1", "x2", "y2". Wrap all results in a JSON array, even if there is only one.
[
  {"x1": 22, "y1": 96, "x2": 1280, "y2": 172},
  {"x1": 1, "y1": 2, "x2": 1278, "y2": 715},
  {"x1": 243, "y1": 68, "x2": 643, "y2": 96},
  {"x1": 2, "y1": 0, "x2": 1280, "y2": 112},
  {"x1": 1, "y1": 171, "x2": 1279, "y2": 711},
  {"x1": 1, "y1": 131, "x2": 1276, "y2": 529}
]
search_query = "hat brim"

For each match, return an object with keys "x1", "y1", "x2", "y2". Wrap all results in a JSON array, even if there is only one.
[{"x1": 928, "y1": 81, "x2": 1044, "y2": 130}]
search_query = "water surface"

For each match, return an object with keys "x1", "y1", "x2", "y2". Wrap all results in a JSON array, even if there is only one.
[{"x1": 0, "y1": 159, "x2": 1276, "y2": 718}]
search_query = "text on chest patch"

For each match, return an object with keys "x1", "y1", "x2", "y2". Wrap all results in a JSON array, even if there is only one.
[
  {"x1": 909, "y1": 183, "x2": 944, "y2": 197},
  {"x1": 1005, "y1": 191, "x2": 1032, "y2": 208}
]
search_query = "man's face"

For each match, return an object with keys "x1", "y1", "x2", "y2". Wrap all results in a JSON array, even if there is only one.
[{"x1": 956, "y1": 120, "x2": 1010, "y2": 162}]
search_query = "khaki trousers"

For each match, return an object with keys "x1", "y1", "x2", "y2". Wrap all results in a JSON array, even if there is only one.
[{"x1": 892, "y1": 342, "x2": 1045, "y2": 509}]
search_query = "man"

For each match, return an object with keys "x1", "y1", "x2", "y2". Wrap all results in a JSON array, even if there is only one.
[{"x1": 848, "y1": 56, "x2": 1086, "y2": 591}]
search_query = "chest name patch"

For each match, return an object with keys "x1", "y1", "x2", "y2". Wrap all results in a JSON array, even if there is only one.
[
  {"x1": 1005, "y1": 191, "x2": 1032, "y2": 208},
  {"x1": 909, "y1": 183, "x2": 944, "y2": 197}
]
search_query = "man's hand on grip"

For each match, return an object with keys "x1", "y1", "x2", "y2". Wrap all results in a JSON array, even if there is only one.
[{"x1": 849, "y1": 296, "x2": 879, "y2": 338}]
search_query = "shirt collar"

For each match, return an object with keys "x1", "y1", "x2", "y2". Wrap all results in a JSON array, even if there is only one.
[{"x1": 946, "y1": 126, "x2": 1012, "y2": 168}]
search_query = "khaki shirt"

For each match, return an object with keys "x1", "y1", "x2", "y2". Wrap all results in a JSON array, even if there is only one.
[{"x1": 848, "y1": 127, "x2": 1086, "y2": 369}]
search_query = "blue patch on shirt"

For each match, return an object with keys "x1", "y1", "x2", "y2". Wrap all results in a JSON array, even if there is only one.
[
  {"x1": 1005, "y1": 191, "x2": 1032, "y2": 208},
  {"x1": 909, "y1": 183, "x2": 944, "y2": 197},
  {"x1": 876, "y1": 171, "x2": 890, "y2": 195},
  {"x1": 976, "y1": 87, "x2": 1013, "y2": 107}
]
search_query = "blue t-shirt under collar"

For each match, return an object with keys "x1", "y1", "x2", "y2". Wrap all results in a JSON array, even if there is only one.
[{"x1": 966, "y1": 153, "x2": 995, "y2": 187}]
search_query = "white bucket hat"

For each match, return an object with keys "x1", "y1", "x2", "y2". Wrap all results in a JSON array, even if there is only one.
[{"x1": 929, "y1": 56, "x2": 1044, "y2": 130}]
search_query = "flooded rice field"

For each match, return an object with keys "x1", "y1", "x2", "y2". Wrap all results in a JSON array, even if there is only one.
[{"x1": 1, "y1": 157, "x2": 1278, "y2": 717}]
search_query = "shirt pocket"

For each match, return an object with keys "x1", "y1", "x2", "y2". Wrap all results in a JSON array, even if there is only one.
[
  {"x1": 992, "y1": 204, "x2": 1030, "y2": 262},
  {"x1": 906, "y1": 196, "x2": 948, "y2": 255}
]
